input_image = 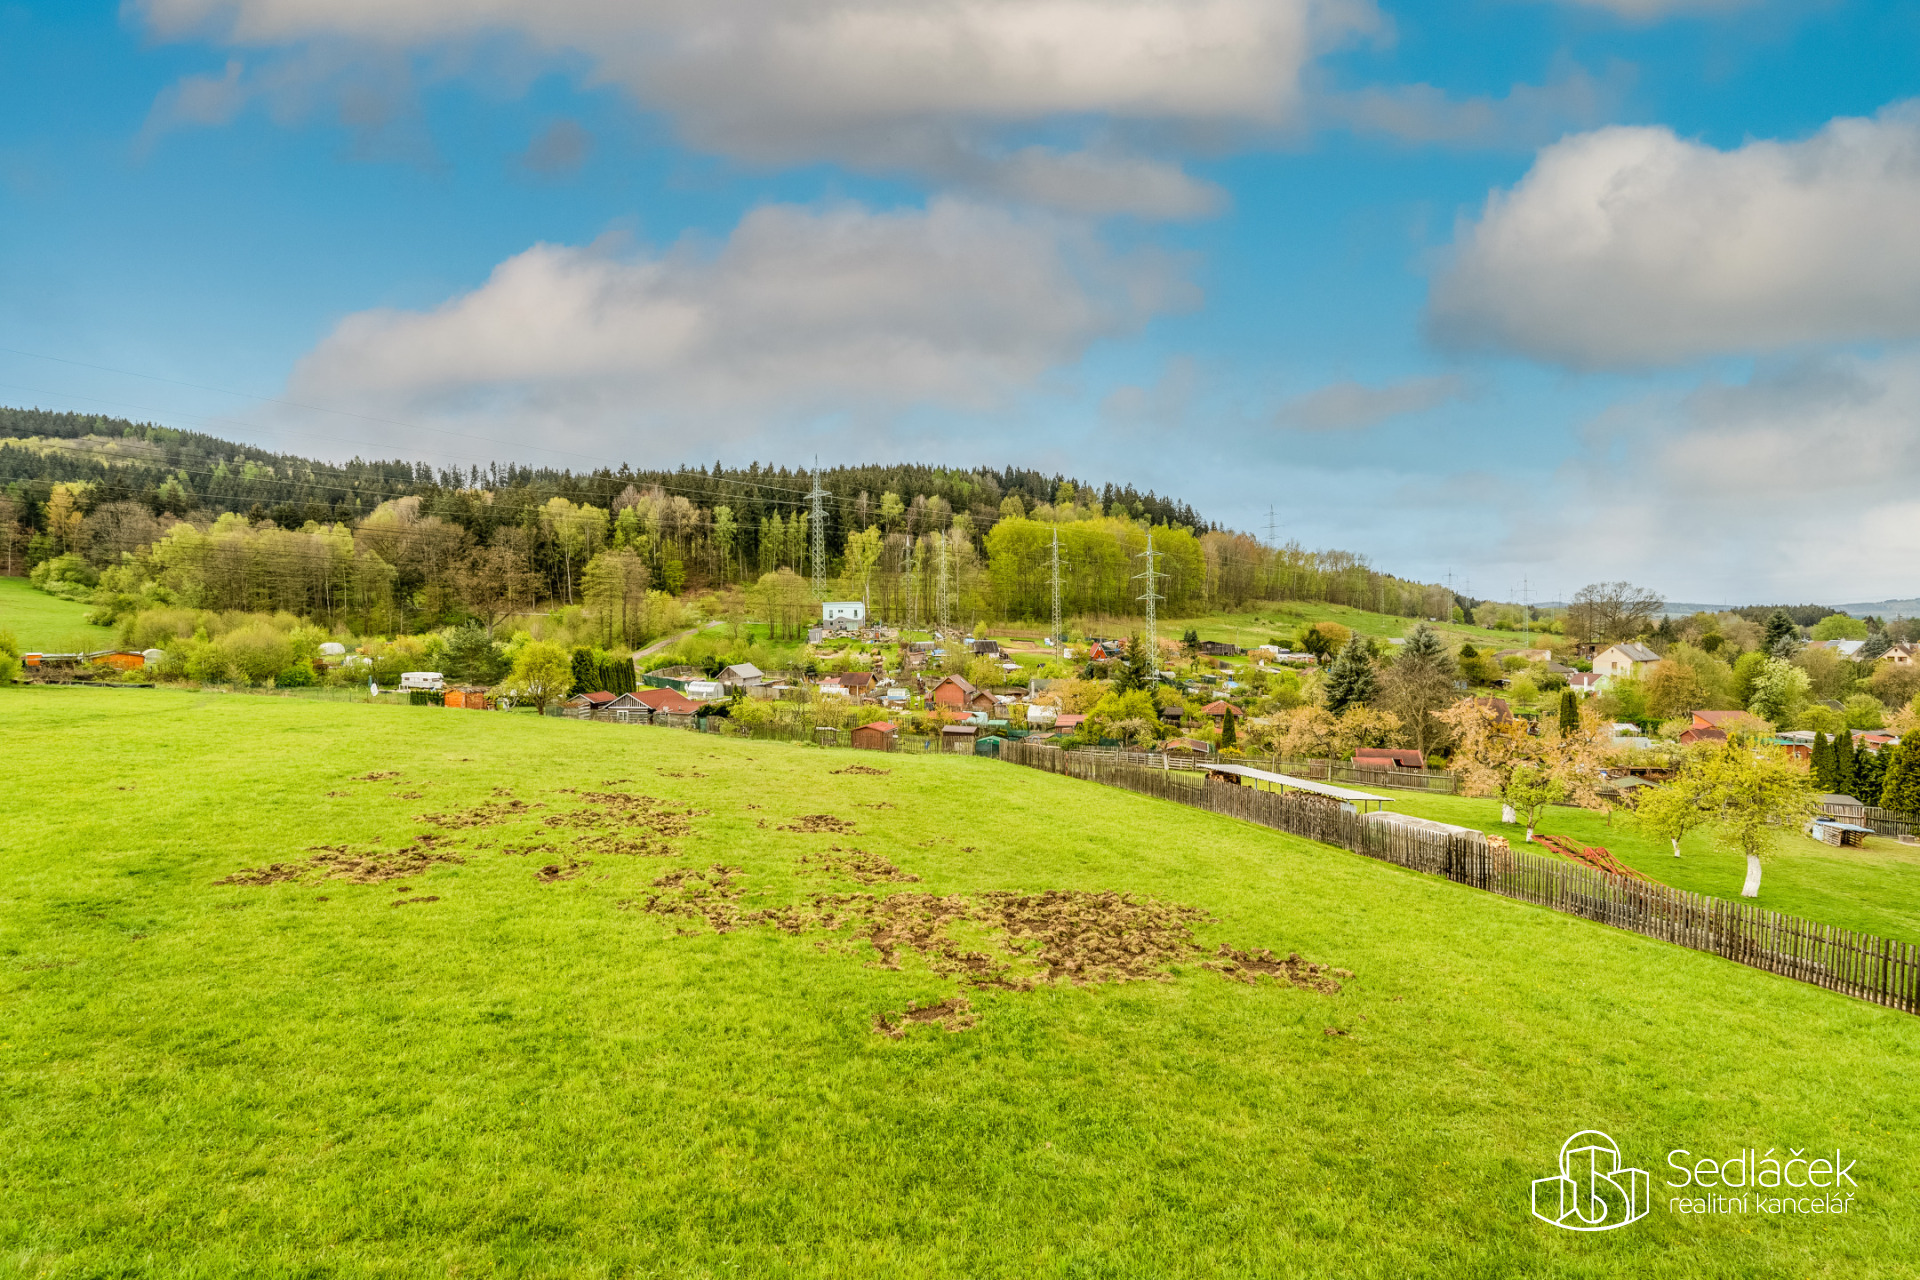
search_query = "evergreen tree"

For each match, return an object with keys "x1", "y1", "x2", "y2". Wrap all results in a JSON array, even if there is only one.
[
  {"x1": 1834, "y1": 730, "x2": 1858, "y2": 797},
  {"x1": 1763, "y1": 609, "x2": 1799, "y2": 654},
  {"x1": 570, "y1": 646, "x2": 597, "y2": 696},
  {"x1": 1221, "y1": 707, "x2": 1237, "y2": 749},
  {"x1": 1402, "y1": 622, "x2": 1450, "y2": 667},
  {"x1": 1855, "y1": 747, "x2": 1887, "y2": 807},
  {"x1": 1324, "y1": 635, "x2": 1378, "y2": 716},
  {"x1": 1559, "y1": 689, "x2": 1580, "y2": 735},
  {"x1": 1114, "y1": 632, "x2": 1153, "y2": 693},
  {"x1": 1883, "y1": 740, "x2": 1920, "y2": 818},
  {"x1": 1810, "y1": 732, "x2": 1833, "y2": 791}
]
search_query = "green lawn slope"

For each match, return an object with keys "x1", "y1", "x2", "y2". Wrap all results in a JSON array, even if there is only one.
[
  {"x1": 2, "y1": 687, "x2": 1915, "y2": 1278},
  {"x1": 0, "y1": 576, "x2": 115, "y2": 652},
  {"x1": 1389, "y1": 792, "x2": 1920, "y2": 947}
]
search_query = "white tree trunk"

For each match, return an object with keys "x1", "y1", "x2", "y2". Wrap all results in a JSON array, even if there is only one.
[
  {"x1": 1671, "y1": 837, "x2": 1682, "y2": 858},
  {"x1": 1525, "y1": 824, "x2": 1535, "y2": 843},
  {"x1": 1501, "y1": 804, "x2": 1516, "y2": 824},
  {"x1": 1741, "y1": 854, "x2": 1762, "y2": 898}
]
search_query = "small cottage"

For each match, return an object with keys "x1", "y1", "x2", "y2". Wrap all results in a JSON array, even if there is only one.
[{"x1": 851, "y1": 720, "x2": 898, "y2": 751}]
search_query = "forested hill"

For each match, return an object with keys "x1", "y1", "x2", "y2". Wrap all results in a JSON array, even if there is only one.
[{"x1": 0, "y1": 406, "x2": 1207, "y2": 535}]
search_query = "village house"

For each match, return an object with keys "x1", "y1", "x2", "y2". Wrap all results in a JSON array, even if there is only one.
[
  {"x1": 1201, "y1": 700, "x2": 1245, "y2": 725},
  {"x1": 1353, "y1": 748, "x2": 1427, "y2": 770},
  {"x1": 603, "y1": 692, "x2": 653, "y2": 723},
  {"x1": 928, "y1": 675, "x2": 977, "y2": 711},
  {"x1": 718, "y1": 663, "x2": 764, "y2": 691},
  {"x1": 632, "y1": 687, "x2": 707, "y2": 715},
  {"x1": 1591, "y1": 642, "x2": 1661, "y2": 680},
  {"x1": 1196, "y1": 641, "x2": 1241, "y2": 657},
  {"x1": 565, "y1": 690, "x2": 618, "y2": 719},
  {"x1": 1566, "y1": 672, "x2": 1607, "y2": 694},
  {"x1": 850, "y1": 720, "x2": 898, "y2": 751},
  {"x1": 1883, "y1": 643, "x2": 1915, "y2": 666}
]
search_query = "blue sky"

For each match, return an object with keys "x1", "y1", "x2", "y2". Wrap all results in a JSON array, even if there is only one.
[{"x1": 3, "y1": 0, "x2": 1919, "y2": 602}]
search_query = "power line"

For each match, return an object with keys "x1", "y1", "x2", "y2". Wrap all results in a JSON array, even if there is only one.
[
  {"x1": 1135, "y1": 532, "x2": 1164, "y2": 684},
  {"x1": 809, "y1": 460, "x2": 826, "y2": 602}
]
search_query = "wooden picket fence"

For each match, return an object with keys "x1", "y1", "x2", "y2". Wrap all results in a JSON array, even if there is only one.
[{"x1": 1002, "y1": 741, "x2": 1920, "y2": 1015}]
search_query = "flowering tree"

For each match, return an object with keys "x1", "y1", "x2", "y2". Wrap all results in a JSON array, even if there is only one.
[
  {"x1": 1650, "y1": 743, "x2": 1818, "y2": 897},
  {"x1": 1438, "y1": 697, "x2": 1612, "y2": 842}
]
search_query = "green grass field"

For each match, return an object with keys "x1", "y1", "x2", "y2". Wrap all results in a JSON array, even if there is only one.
[
  {"x1": 3, "y1": 687, "x2": 1917, "y2": 1278},
  {"x1": 1386, "y1": 792, "x2": 1920, "y2": 947},
  {"x1": 0, "y1": 576, "x2": 115, "y2": 652}
]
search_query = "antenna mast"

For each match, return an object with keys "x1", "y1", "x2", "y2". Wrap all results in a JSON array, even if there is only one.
[
  {"x1": 809, "y1": 461, "x2": 826, "y2": 602},
  {"x1": 1134, "y1": 532, "x2": 1164, "y2": 685},
  {"x1": 936, "y1": 528, "x2": 951, "y2": 634},
  {"x1": 1050, "y1": 525, "x2": 1063, "y2": 650}
]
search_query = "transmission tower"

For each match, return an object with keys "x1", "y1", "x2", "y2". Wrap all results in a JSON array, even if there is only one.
[
  {"x1": 1134, "y1": 532, "x2": 1165, "y2": 684},
  {"x1": 906, "y1": 537, "x2": 921, "y2": 632},
  {"x1": 1266, "y1": 504, "x2": 1277, "y2": 547},
  {"x1": 1049, "y1": 525, "x2": 1063, "y2": 650},
  {"x1": 808, "y1": 462, "x2": 827, "y2": 602},
  {"x1": 935, "y1": 529, "x2": 951, "y2": 635}
]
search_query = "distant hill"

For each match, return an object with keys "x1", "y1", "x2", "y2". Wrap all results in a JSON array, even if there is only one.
[{"x1": 1836, "y1": 599, "x2": 1920, "y2": 619}]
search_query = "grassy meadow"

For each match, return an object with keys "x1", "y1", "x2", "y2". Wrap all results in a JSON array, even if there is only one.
[
  {"x1": 1389, "y1": 792, "x2": 1920, "y2": 947},
  {"x1": 0, "y1": 576, "x2": 115, "y2": 652},
  {"x1": 2, "y1": 687, "x2": 1917, "y2": 1278}
]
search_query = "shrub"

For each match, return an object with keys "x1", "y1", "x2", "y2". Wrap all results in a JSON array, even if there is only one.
[
  {"x1": 0, "y1": 652, "x2": 19, "y2": 686},
  {"x1": 217, "y1": 623, "x2": 295, "y2": 685},
  {"x1": 277, "y1": 659, "x2": 319, "y2": 687}
]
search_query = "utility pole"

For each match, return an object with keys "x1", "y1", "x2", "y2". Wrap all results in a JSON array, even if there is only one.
[
  {"x1": 936, "y1": 529, "x2": 951, "y2": 635},
  {"x1": 809, "y1": 461, "x2": 826, "y2": 602},
  {"x1": 1522, "y1": 577, "x2": 1531, "y2": 647},
  {"x1": 1050, "y1": 524, "x2": 1063, "y2": 651},
  {"x1": 1135, "y1": 533, "x2": 1164, "y2": 685}
]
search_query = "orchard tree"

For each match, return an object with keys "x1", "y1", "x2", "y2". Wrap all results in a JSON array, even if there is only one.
[
  {"x1": 1695, "y1": 743, "x2": 1819, "y2": 898},
  {"x1": 497, "y1": 640, "x2": 573, "y2": 713}
]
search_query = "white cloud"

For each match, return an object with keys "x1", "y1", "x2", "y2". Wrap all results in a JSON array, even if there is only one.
[
  {"x1": 1429, "y1": 102, "x2": 1920, "y2": 368},
  {"x1": 289, "y1": 198, "x2": 1196, "y2": 441},
  {"x1": 1498, "y1": 352, "x2": 1920, "y2": 600},
  {"x1": 1321, "y1": 64, "x2": 1629, "y2": 150},
  {"x1": 136, "y1": 0, "x2": 1374, "y2": 216},
  {"x1": 1277, "y1": 374, "x2": 1467, "y2": 430}
]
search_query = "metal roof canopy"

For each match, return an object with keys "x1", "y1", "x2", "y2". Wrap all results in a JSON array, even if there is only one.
[{"x1": 1203, "y1": 763, "x2": 1396, "y2": 812}]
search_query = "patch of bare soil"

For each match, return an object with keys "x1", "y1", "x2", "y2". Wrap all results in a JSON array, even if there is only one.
[
  {"x1": 857, "y1": 801, "x2": 895, "y2": 810},
  {"x1": 218, "y1": 835, "x2": 465, "y2": 887},
  {"x1": 392, "y1": 895, "x2": 440, "y2": 907},
  {"x1": 977, "y1": 891, "x2": 1215, "y2": 986},
  {"x1": 639, "y1": 865, "x2": 744, "y2": 930},
  {"x1": 797, "y1": 845, "x2": 921, "y2": 885},
  {"x1": 575, "y1": 834, "x2": 679, "y2": 858},
  {"x1": 536, "y1": 859, "x2": 591, "y2": 883},
  {"x1": 1204, "y1": 945, "x2": 1351, "y2": 994},
  {"x1": 215, "y1": 862, "x2": 306, "y2": 887},
  {"x1": 872, "y1": 997, "x2": 975, "y2": 1039},
  {"x1": 353, "y1": 772, "x2": 400, "y2": 782},
  {"x1": 779, "y1": 814, "x2": 857, "y2": 834},
  {"x1": 395, "y1": 791, "x2": 423, "y2": 800},
  {"x1": 545, "y1": 792, "x2": 709, "y2": 840},
  {"x1": 656, "y1": 768, "x2": 709, "y2": 778},
  {"x1": 832, "y1": 764, "x2": 891, "y2": 776},
  {"x1": 499, "y1": 843, "x2": 555, "y2": 858},
  {"x1": 417, "y1": 797, "x2": 538, "y2": 829},
  {"x1": 325, "y1": 790, "x2": 350, "y2": 798},
  {"x1": 308, "y1": 835, "x2": 465, "y2": 885}
]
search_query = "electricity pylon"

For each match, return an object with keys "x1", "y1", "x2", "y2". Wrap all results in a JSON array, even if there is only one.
[
  {"x1": 936, "y1": 529, "x2": 951, "y2": 634},
  {"x1": 1135, "y1": 532, "x2": 1164, "y2": 684},
  {"x1": 809, "y1": 462, "x2": 826, "y2": 602},
  {"x1": 1049, "y1": 525, "x2": 1063, "y2": 650}
]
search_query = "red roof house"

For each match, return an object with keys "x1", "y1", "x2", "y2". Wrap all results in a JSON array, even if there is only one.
[{"x1": 633, "y1": 687, "x2": 705, "y2": 715}]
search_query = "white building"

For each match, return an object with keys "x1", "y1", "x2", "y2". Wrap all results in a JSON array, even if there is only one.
[
  {"x1": 1591, "y1": 642, "x2": 1660, "y2": 680},
  {"x1": 822, "y1": 601, "x2": 866, "y2": 627}
]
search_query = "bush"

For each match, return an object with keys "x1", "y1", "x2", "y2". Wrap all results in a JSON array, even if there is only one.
[
  {"x1": 277, "y1": 659, "x2": 319, "y2": 687},
  {"x1": 0, "y1": 652, "x2": 19, "y2": 686},
  {"x1": 217, "y1": 623, "x2": 295, "y2": 685}
]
